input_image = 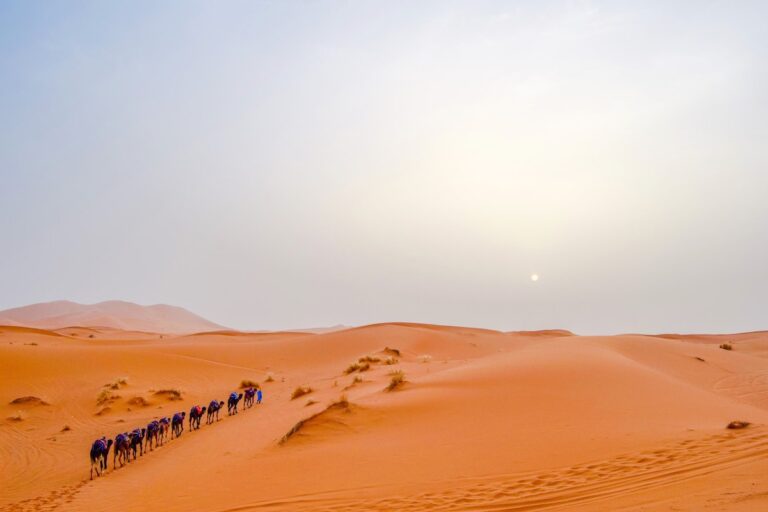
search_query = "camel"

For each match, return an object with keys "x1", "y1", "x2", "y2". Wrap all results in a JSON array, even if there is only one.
[
  {"x1": 189, "y1": 405, "x2": 207, "y2": 430},
  {"x1": 129, "y1": 428, "x2": 146, "y2": 460},
  {"x1": 113, "y1": 433, "x2": 130, "y2": 469},
  {"x1": 145, "y1": 420, "x2": 160, "y2": 451},
  {"x1": 158, "y1": 417, "x2": 170, "y2": 445},
  {"x1": 171, "y1": 412, "x2": 185, "y2": 439},
  {"x1": 227, "y1": 392, "x2": 243, "y2": 415},
  {"x1": 207, "y1": 400, "x2": 224, "y2": 424},
  {"x1": 89, "y1": 437, "x2": 113, "y2": 479},
  {"x1": 243, "y1": 387, "x2": 256, "y2": 408}
]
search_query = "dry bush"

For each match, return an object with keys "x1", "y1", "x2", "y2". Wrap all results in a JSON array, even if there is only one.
[
  {"x1": 240, "y1": 379, "x2": 260, "y2": 389},
  {"x1": 345, "y1": 361, "x2": 371, "y2": 374},
  {"x1": 126, "y1": 396, "x2": 150, "y2": 407},
  {"x1": 418, "y1": 354, "x2": 433, "y2": 363},
  {"x1": 383, "y1": 356, "x2": 398, "y2": 365},
  {"x1": 383, "y1": 346, "x2": 401, "y2": 357},
  {"x1": 358, "y1": 355, "x2": 381, "y2": 364},
  {"x1": 727, "y1": 420, "x2": 750, "y2": 429},
  {"x1": 96, "y1": 389, "x2": 119, "y2": 406},
  {"x1": 291, "y1": 386, "x2": 313, "y2": 400},
  {"x1": 10, "y1": 396, "x2": 49, "y2": 406},
  {"x1": 61, "y1": 425, "x2": 72, "y2": 432},
  {"x1": 153, "y1": 389, "x2": 182, "y2": 401},
  {"x1": 264, "y1": 373, "x2": 275, "y2": 383},
  {"x1": 105, "y1": 377, "x2": 128, "y2": 390},
  {"x1": 719, "y1": 343, "x2": 733, "y2": 351},
  {"x1": 386, "y1": 371, "x2": 406, "y2": 392}
]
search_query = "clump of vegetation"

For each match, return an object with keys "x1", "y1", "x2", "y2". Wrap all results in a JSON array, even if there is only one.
[
  {"x1": 97, "y1": 389, "x2": 119, "y2": 406},
  {"x1": 727, "y1": 420, "x2": 750, "y2": 429},
  {"x1": 104, "y1": 377, "x2": 129, "y2": 390},
  {"x1": 10, "y1": 396, "x2": 49, "y2": 406},
  {"x1": 126, "y1": 396, "x2": 150, "y2": 407},
  {"x1": 305, "y1": 399, "x2": 317, "y2": 407},
  {"x1": 61, "y1": 425, "x2": 72, "y2": 432},
  {"x1": 383, "y1": 356, "x2": 398, "y2": 365},
  {"x1": 291, "y1": 386, "x2": 313, "y2": 400},
  {"x1": 719, "y1": 343, "x2": 733, "y2": 351},
  {"x1": 344, "y1": 375, "x2": 364, "y2": 391},
  {"x1": 240, "y1": 379, "x2": 260, "y2": 389},
  {"x1": 344, "y1": 361, "x2": 371, "y2": 374},
  {"x1": 358, "y1": 355, "x2": 381, "y2": 364},
  {"x1": 264, "y1": 373, "x2": 275, "y2": 383},
  {"x1": 153, "y1": 389, "x2": 182, "y2": 401},
  {"x1": 383, "y1": 346, "x2": 401, "y2": 357},
  {"x1": 418, "y1": 354, "x2": 433, "y2": 363},
  {"x1": 386, "y1": 370, "x2": 406, "y2": 392}
]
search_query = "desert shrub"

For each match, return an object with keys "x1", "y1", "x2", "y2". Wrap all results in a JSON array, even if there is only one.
[
  {"x1": 264, "y1": 373, "x2": 275, "y2": 383},
  {"x1": 126, "y1": 396, "x2": 150, "y2": 407},
  {"x1": 345, "y1": 361, "x2": 371, "y2": 374},
  {"x1": 10, "y1": 396, "x2": 48, "y2": 406},
  {"x1": 291, "y1": 386, "x2": 313, "y2": 400},
  {"x1": 418, "y1": 354, "x2": 432, "y2": 363},
  {"x1": 383, "y1": 346, "x2": 401, "y2": 357},
  {"x1": 727, "y1": 420, "x2": 750, "y2": 429},
  {"x1": 61, "y1": 425, "x2": 72, "y2": 432},
  {"x1": 383, "y1": 356, "x2": 398, "y2": 365},
  {"x1": 240, "y1": 379, "x2": 260, "y2": 389},
  {"x1": 719, "y1": 343, "x2": 733, "y2": 351},
  {"x1": 96, "y1": 389, "x2": 119, "y2": 406},
  {"x1": 153, "y1": 389, "x2": 182, "y2": 401},
  {"x1": 105, "y1": 377, "x2": 128, "y2": 390},
  {"x1": 386, "y1": 371, "x2": 406, "y2": 392},
  {"x1": 358, "y1": 355, "x2": 380, "y2": 364}
]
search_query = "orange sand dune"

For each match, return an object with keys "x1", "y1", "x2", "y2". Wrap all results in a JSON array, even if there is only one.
[{"x1": 1, "y1": 323, "x2": 767, "y2": 511}]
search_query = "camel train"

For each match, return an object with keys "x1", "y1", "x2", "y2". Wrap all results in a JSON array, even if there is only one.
[{"x1": 89, "y1": 387, "x2": 262, "y2": 479}]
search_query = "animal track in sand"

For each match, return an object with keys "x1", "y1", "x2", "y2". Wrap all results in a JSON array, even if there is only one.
[{"x1": 223, "y1": 427, "x2": 768, "y2": 512}]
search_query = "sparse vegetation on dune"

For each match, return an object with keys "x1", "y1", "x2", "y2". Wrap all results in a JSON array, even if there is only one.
[
  {"x1": 10, "y1": 396, "x2": 49, "y2": 406},
  {"x1": 382, "y1": 346, "x2": 401, "y2": 357},
  {"x1": 305, "y1": 399, "x2": 317, "y2": 407},
  {"x1": 383, "y1": 356, "x2": 398, "y2": 365},
  {"x1": 126, "y1": 396, "x2": 150, "y2": 407},
  {"x1": 291, "y1": 386, "x2": 313, "y2": 400},
  {"x1": 264, "y1": 373, "x2": 275, "y2": 383},
  {"x1": 358, "y1": 355, "x2": 380, "y2": 363},
  {"x1": 386, "y1": 370, "x2": 406, "y2": 392},
  {"x1": 418, "y1": 354, "x2": 432, "y2": 363},
  {"x1": 61, "y1": 425, "x2": 71, "y2": 432},
  {"x1": 96, "y1": 389, "x2": 119, "y2": 406},
  {"x1": 727, "y1": 420, "x2": 750, "y2": 429},
  {"x1": 153, "y1": 389, "x2": 182, "y2": 401},
  {"x1": 104, "y1": 377, "x2": 128, "y2": 390},
  {"x1": 719, "y1": 343, "x2": 733, "y2": 351},
  {"x1": 344, "y1": 361, "x2": 371, "y2": 374},
  {"x1": 344, "y1": 375, "x2": 364, "y2": 391},
  {"x1": 280, "y1": 395, "x2": 351, "y2": 445},
  {"x1": 240, "y1": 379, "x2": 260, "y2": 389}
]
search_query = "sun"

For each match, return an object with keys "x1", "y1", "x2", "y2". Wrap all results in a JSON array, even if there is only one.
[{"x1": 530, "y1": 274, "x2": 539, "y2": 282}]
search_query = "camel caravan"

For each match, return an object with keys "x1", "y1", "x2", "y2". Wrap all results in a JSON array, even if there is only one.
[{"x1": 89, "y1": 387, "x2": 261, "y2": 479}]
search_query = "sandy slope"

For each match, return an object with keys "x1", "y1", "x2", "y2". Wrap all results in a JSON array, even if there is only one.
[{"x1": 1, "y1": 323, "x2": 767, "y2": 511}]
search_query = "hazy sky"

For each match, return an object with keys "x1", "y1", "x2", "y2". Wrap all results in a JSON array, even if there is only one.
[{"x1": 1, "y1": 1, "x2": 766, "y2": 333}]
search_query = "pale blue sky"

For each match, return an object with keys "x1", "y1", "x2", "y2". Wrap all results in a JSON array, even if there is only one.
[{"x1": 1, "y1": 1, "x2": 766, "y2": 333}]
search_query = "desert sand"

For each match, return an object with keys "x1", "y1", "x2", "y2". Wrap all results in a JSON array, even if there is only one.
[{"x1": 2, "y1": 322, "x2": 767, "y2": 511}]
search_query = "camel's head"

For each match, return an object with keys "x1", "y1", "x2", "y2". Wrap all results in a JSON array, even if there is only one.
[
  {"x1": 238, "y1": 393, "x2": 243, "y2": 400},
  {"x1": 201, "y1": 406, "x2": 207, "y2": 413}
]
